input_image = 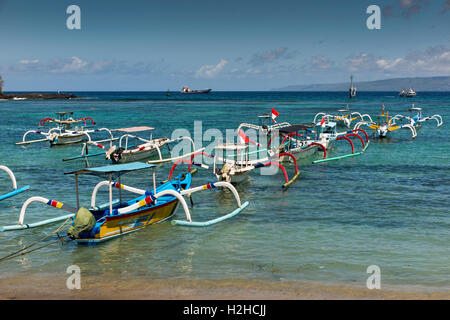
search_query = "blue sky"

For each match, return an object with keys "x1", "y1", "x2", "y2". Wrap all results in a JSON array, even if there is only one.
[{"x1": 0, "y1": 0, "x2": 449, "y2": 90}]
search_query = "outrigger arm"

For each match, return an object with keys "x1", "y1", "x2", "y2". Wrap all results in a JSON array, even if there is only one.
[
  {"x1": 0, "y1": 166, "x2": 30, "y2": 201},
  {"x1": 90, "y1": 179, "x2": 249, "y2": 227}
]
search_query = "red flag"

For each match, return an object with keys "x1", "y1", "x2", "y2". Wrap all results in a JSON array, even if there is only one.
[
  {"x1": 320, "y1": 117, "x2": 325, "y2": 127},
  {"x1": 239, "y1": 129, "x2": 250, "y2": 144},
  {"x1": 238, "y1": 129, "x2": 261, "y2": 146},
  {"x1": 271, "y1": 108, "x2": 279, "y2": 123}
]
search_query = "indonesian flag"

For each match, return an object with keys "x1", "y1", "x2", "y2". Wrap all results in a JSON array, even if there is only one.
[
  {"x1": 238, "y1": 129, "x2": 261, "y2": 146},
  {"x1": 320, "y1": 117, "x2": 325, "y2": 127},
  {"x1": 271, "y1": 108, "x2": 279, "y2": 123}
]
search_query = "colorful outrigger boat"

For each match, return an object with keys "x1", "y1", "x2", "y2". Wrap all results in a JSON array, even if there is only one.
[
  {"x1": 64, "y1": 126, "x2": 203, "y2": 165},
  {"x1": 0, "y1": 166, "x2": 30, "y2": 201},
  {"x1": 237, "y1": 110, "x2": 369, "y2": 165},
  {"x1": 169, "y1": 142, "x2": 300, "y2": 189},
  {"x1": 1, "y1": 162, "x2": 249, "y2": 240},
  {"x1": 273, "y1": 121, "x2": 369, "y2": 164},
  {"x1": 390, "y1": 105, "x2": 443, "y2": 129},
  {"x1": 313, "y1": 105, "x2": 373, "y2": 128},
  {"x1": 354, "y1": 105, "x2": 417, "y2": 139},
  {"x1": 16, "y1": 111, "x2": 114, "y2": 147}
]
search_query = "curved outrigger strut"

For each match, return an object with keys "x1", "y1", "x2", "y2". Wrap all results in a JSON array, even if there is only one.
[
  {"x1": 1, "y1": 163, "x2": 249, "y2": 233},
  {"x1": 0, "y1": 166, "x2": 30, "y2": 202},
  {"x1": 353, "y1": 106, "x2": 418, "y2": 139},
  {"x1": 313, "y1": 108, "x2": 373, "y2": 129}
]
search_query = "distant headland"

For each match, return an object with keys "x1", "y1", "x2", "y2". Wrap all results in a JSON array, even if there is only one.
[
  {"x1": 0, "y1": 92, "x2": 78, "y2": 100},
  {"x1": 0, "y1": 75, "x2": 78, "y2": 100},
  {"x1": 272, "y1": 76, "x2": 450, "y2": 91}
]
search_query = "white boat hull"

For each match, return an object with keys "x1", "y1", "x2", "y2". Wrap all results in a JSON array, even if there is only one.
[
  {"x1": 50, "y1": 133, "x2": 86, "y2": 145},
  {"x1": 116, "y1": 148, "x2": 160, "y2": 164}
]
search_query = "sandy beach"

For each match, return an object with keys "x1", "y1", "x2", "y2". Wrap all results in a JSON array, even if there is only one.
[{"x1": 1, "y1": 273, "x2": 448, "y2": 300}]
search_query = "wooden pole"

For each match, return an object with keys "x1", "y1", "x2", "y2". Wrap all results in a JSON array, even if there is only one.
[
  {"x1": 109, "y1": 174, "x2": 113, "y2": 214},
  {"x1": 75, "y1": 174, "x2": 80, "y2": 210}
]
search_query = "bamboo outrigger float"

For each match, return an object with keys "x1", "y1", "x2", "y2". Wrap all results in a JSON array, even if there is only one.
[
  {"x1": 16, "y1": 111, "x2": 114, "y2": 147},
  {"x1": 0, "y1": 166, "x2": 30, "y2": 201},
  {"x1": 1, "y1": 162, "x2": 249, "y2": 238}
]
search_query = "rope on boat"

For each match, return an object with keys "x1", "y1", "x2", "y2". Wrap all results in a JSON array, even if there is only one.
[{"x1": 0, "y1": 218, "x2": 73, "y2": 263}]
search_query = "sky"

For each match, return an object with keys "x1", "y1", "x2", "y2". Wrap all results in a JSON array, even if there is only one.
[{"x1": 0, "y1": 0, "x2": 449, "y2": 91}]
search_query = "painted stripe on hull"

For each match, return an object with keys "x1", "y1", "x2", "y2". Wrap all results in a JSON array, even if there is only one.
[{"x1": 77, "y1": 200, "x2": 179, "y2": 244}]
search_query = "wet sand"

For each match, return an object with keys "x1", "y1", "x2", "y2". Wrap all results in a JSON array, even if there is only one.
[{"x1": 1, "y1": 273, "x2": 449, "y2": 300}]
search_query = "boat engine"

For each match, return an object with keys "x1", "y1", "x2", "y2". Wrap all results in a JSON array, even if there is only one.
[
  {"x1": 68, "y1": 207, "x2": 96, "y2": 239},
  {"x1": 107, "y1": 147, "x2": 124, "y2": 163}
]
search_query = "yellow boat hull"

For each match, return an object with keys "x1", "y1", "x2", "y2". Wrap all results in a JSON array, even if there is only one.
[{"x1": 77, "y1": 199, "x2": 179, "y2": 244}]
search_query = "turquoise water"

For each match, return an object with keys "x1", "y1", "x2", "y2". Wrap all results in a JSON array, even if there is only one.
[{"x1": 0, "y1": 91, "x2": 448, "y2": 289}]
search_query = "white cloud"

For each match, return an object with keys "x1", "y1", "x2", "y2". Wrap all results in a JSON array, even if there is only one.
[
  {"x1": 195, "y1": 59, "x2": 228, "y2": 78},
  {"x1": 310, "y1": 55, "x2": 334, "y2": 70},
  {"x1": 19, "y1": 59, "x2": 39, "y2": 64},
  {"x1": 56, "y1": 56, "x2": 88, "y2": 73},
  {"x1": 248, "y1": 47, "x2": 297, "y2": 66},
  {"x1": 342, "y1": 46, "x2": 450, "y2": 76}
]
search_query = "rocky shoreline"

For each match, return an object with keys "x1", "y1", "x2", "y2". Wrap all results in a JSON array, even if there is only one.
[{"x1": 0, "y1": 92, "x2": 78, "y2": 100}]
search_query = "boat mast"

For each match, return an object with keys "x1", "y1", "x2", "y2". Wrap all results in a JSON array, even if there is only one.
[{"x1": 349, "y1": 75, "x2": 356, "y2": 99}]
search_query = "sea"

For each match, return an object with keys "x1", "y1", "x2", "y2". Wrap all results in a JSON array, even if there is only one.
[{"x1": 0, "y1": 91, "x2": 448, "y2": 292}]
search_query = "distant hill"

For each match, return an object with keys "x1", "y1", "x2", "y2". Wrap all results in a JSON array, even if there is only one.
[{"x1": 273, "y1": 76, "x2": 450, "y2": 91}]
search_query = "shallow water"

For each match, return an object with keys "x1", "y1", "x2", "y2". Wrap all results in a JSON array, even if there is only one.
[{"x1": 0, "y1": 91, "x2": 448, "y2": 289}]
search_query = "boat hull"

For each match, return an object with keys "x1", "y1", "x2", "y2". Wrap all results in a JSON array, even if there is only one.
[
  {"x1": 74, "y1": 172, "x2": 192, "y2": 244},
  {"x1": 76, "y1": 200, "x2": 179, "y2": 244},
  {"x1": 181, "y1": 89, "x2": 211, "y2": 94},
  {"x1": 115, "y1": 148, "x2": 160, "y2": 164},
  {"x1": 280, "y1": 144, "x2": 318, "y2": 161},
  {"x1": 50, "y1": 133, "x2": 86, "y2": 145}
]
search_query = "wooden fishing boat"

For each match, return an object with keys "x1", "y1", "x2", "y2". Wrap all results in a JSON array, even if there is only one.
[
  {"x1": 1, "y1": 162, "x2": 249, "y2": 236},
  {"x1": 64, "y1": 126, "x2": 203, "y2": 165},
  {"x1": 276, "y1": 123, "x2": 327, "y2": 161},
  {"x1": 354, "y1": 105, "x2": 417, "y2": 139},
  {"x1": 390, "y1": 105, "x2": 443, "y2": 129},
  {"x1": 16, "y1": 111, "x2": 113, "y2": 147},
  {"x1": 313, "y1": 105, "x2": 373, "y2": 128},
  {"x1": 0, "y1": 166, "x2": 30, "y2": 201},
  {"x1": 91, "y1": 126, "x2": 169, "y2": 164},
  {"x1": 237, "y1": 110, "x2": 369, "y2": 165},
  {"x1": 169, "y1": 142, "x2": 300, "y2": 189}
]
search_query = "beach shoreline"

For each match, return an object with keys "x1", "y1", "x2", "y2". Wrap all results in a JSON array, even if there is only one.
[{"x1": 1, "y1": 273, "x2": 448, "y2": 300}]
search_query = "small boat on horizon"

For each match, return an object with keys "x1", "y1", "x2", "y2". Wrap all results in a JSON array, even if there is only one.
[
  {"x1": 399, "y1": 88, "x2": 416, "y2": 97},
  {"x1": 349, "y1": 75, "x2": 357, "y2": 99},
  {"x1": 181, "y1": 86, "x2": 212, "y2": 94}
]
